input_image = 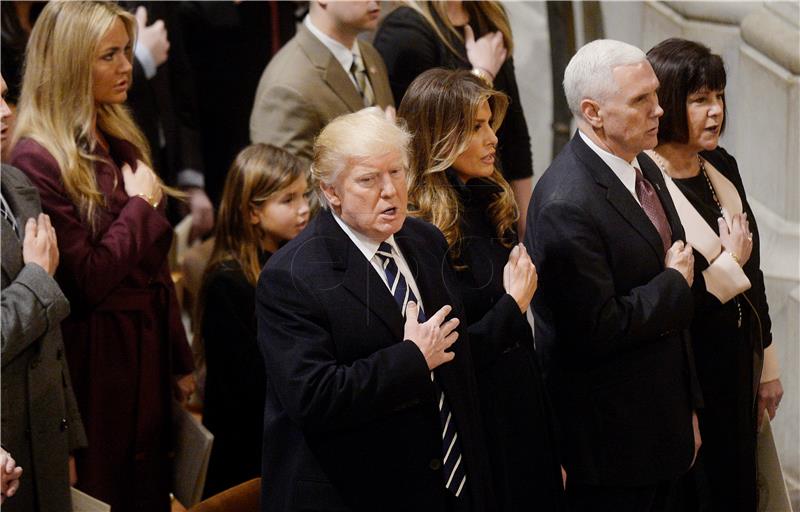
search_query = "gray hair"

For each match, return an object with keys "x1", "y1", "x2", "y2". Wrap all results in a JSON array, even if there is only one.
[
  {"x1": 563, "y1": 39, "x2": 647, "y2": 117},
  {"x1": 311, "y1": 107, "x2": 411, "y2": 209}
]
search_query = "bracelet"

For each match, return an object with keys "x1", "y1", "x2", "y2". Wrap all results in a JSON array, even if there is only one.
[
  {"x1": 728, "y1": 251, "x2": 740, "y2": 265},
  {"x1": 470, "y1": 67, "x2": 494, "y2": 88},
  {"x1": 135, "y1": 193, "x2": 159, "y2": 209}
]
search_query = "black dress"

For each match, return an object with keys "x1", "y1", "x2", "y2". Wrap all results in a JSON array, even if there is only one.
[
  {"x1": 449, "y1": 173, "x2": 564, "y2": 511},
  {"x1": 671, "y1": 148, "x2": 772, "y2": 511},
  {"x1": 200, "y1": 255, "x2": 270, "y2": 497},
  {"x1": 374, "y1": 6, "x2": 533, "y2": 183}
]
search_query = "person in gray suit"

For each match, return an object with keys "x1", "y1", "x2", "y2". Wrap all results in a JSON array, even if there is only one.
[
  {"x1": 0, "y1": 74, "x2": 87, "y2": 512},
  {"x1": 249, "y1": 0, "x2": 394, "y2": 165}
]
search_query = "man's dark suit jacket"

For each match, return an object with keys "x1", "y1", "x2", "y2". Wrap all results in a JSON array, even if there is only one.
[
  {"x1": 525, "y1": 132, "x2": 702, "y2": 487},
  {"x1": 123, "y1": 1, "x2": 205, "y2": 193},
  {"x1": 256, "y1": 209, "x2": 493, "y2": 511}
]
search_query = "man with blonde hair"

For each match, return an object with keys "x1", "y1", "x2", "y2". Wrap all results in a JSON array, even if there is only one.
[
  {"x1": 525, "y1": 40, "x2": 702, "y2": 511},
  {"x1": 256, "y1": 108, "x2": 492, "y2": 511}
]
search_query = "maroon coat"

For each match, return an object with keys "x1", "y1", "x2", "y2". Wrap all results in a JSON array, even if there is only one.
[{"x1": 10, "y1": 136, "x2": 194, "y2": 512}]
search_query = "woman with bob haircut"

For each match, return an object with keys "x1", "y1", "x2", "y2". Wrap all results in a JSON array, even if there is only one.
[
  {"x1": 198, "y1": 143, "x2": 309, "y2": 497},
  {"x1": 374, "y1": 1, "x2": 534, "y2": 237},
  {"x1": 399, "y1": 68, "x2": 564, "y2": 511},
  {"x1": 644, "y1": 38, "x2": 782, "y2": 511},
  {"x1": 10, "y1": 2, "x2": 194, "y2": 510}
]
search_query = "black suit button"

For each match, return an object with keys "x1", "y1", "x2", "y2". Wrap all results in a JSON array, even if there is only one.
[
  {"x1": 429, "y1": 458, "x2": 442, "y2": 471},
  {"x1": 60, "y1": 418, "x2": 69, "y2": 431},
  {"x1": 30, "y1": 359, "x2": 39, "y2": 369}
]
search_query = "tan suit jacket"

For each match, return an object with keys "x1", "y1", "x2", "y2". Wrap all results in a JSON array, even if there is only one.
[{"x1": 249, "y1": 24, "x2": 394, "y2": 164}]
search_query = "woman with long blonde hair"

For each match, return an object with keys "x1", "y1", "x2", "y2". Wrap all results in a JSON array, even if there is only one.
[
  {"x1": 197, "y1": 143, "x2": 309, "y2": 497},
  {"x1": 10, "y1": 2, "x2": 194, "y2": 510},
  {"x1": 399, "y1": 68, "x2": 564, "y2": 511},
  {"x1": 375, "y1": 0, "x2": 534, "y2": 237}
]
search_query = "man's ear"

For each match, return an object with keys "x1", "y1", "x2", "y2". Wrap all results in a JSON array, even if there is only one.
[
  {"x1": 580, "y1": 98, "x2": 603, "y2": 129},
  {"x1": 320, "y1": 182, "x2": 341, "y2": 209}
]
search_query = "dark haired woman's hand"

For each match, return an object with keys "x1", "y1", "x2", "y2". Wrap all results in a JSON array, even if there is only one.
[
  {"x1": 503, "y1": 243, "x2": 537, "y2": 313},
  {"x1": 718, "y1": 213, "x2": 753, "y2": 266},
  {"x1": 464, "y1": 26, "x2": 507, "y2": 79},
  {"x1": 757, "y1": 378, "x2": 783, "y2": 431}
]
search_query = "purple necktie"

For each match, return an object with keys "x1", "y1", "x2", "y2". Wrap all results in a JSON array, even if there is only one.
[{"x1": 634, "y1": 167, "x2": 672, "y2": 252}]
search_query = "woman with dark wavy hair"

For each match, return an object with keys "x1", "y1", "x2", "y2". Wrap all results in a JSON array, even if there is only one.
[{"x1": 399, "y1": 68, "x2": 564, "y2": 511}]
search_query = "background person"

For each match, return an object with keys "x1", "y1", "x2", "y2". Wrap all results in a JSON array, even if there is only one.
[
  {"x1": 198, "y1": 143, "x2": 309, "y2": 497},
  {"x1": 10, "y1": 3, "x2": 194, "y2": 510},
  {"x1": 399, "y1": 68, "x2": 564, "y2": 511},
  {"x1": 645, "y1": 37, "x2": 783, "y2": 511},
  {"x1": 250, "y1": 0, "x2": 393, "y2": 165},
  {"x1": 374, "y1": 0, "x2": 534, "y2": 236}
]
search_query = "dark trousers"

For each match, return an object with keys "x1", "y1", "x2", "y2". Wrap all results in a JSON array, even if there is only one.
[{"x1": 566, "y1": 478, "x2": 684, "y2": 512}]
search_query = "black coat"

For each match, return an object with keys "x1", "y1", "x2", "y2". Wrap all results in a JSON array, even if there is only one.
[
  {"x1": 373, "y1": 6, "x2": 533, "y2": 182},
  {"x1": 524, "y1": 133, "x2": 701, "y2": 487},
  {"x1": 450, "y1": 175, "x2": 564, "y2": 511},
  {"x1": 666, "y1": 147, "x2": 772, "y2": 511},
  {"x1": 123, "y1": 1, "x2": 204, "y2": 192},
  {"x1": 200, "y1": 258, "x2": 268, "y2": 497},
  {"x1": 256, "y1": 209, "x2": 493, "y2": 512},
  {"x1": 176, "y1": 1, "x2": 297, "y2": 205}
]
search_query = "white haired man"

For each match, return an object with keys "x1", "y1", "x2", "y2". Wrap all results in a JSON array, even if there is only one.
[
  {"x1": 256, "y1": 108, "x2": 493, "y2": 511},
  {"x1": 524, "y1": 40, "x2": 702, "y2": 511}
]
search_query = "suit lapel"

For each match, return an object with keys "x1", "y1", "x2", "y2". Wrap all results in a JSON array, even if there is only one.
[
  {"x1": 319, "y1": 210, "x2": 404, "y2": 338},
  {"x1": 296, "y1": 24, "x2": 365, "y2": 113},
  {"x1": 571, "y1": 134, "x2": 665, "y2": 263},
  {"x1": 1, "y1": 167, "x2": 40, "y2": 279}
]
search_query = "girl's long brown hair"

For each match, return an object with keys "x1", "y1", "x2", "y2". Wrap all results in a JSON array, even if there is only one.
[
  {"x1": 193, "y1": 144, "x2": 306, "y2": 367},
  {"x1": 398, "y1": 68, "x2": 517, "y2": 263}
]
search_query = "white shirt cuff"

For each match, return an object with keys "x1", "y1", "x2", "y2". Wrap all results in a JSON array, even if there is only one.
[{"x1": 135, "y1": 44, "x2": 157, "y2": 80}]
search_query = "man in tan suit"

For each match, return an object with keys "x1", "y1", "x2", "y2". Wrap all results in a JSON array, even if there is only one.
[{"x1": 250, "y1": 1, "x2": 394, "y2": 164}]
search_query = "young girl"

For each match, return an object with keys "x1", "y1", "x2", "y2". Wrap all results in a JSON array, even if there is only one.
[{"x1": 198, "y1": 143, "x2": 309, "y2": 497}]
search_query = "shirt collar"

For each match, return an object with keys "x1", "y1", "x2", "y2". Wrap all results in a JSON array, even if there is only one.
[
  {"x1": 304, "y1": 15, "x2": 358, "y2": 73},
  {"x1": 579, "y1": 129, "x2": 641, "y2": 196},
  {"x1": 331, "y1": 211, "x2": 398, "y2": 262}
]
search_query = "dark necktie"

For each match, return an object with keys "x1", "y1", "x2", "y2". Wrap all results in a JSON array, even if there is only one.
[
  {"x1": 0, "y1": 192, "x2": 19, "y2": 238},
  {"x1": 634, "y1": 167, "x2": 672, "y2": 252},
  {"x1": 376, "y1": 242, "x2": 467, "y2": 497},
  {"x1": 350, "y1": 52, "x2": 374, "y2": 107}
]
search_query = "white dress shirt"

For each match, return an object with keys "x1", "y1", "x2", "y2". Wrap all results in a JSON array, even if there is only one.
[
  {"x1": 579, "y1": 130, "x2": 642, "y2": 205},
  {"x1": 332, "y1": 213, "x2": 426, "y2": 313}
]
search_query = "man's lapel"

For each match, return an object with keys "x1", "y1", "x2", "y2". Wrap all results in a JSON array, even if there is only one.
[
  {"x1": 571, "y1": 133, "x2": 666, "y2": 263},
  {"x1": 296, "y1": 24, "x2": 365, "y2": 113},
  {"x1": 319, "y1": 210, "x2": 404, "y2": 339}
]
